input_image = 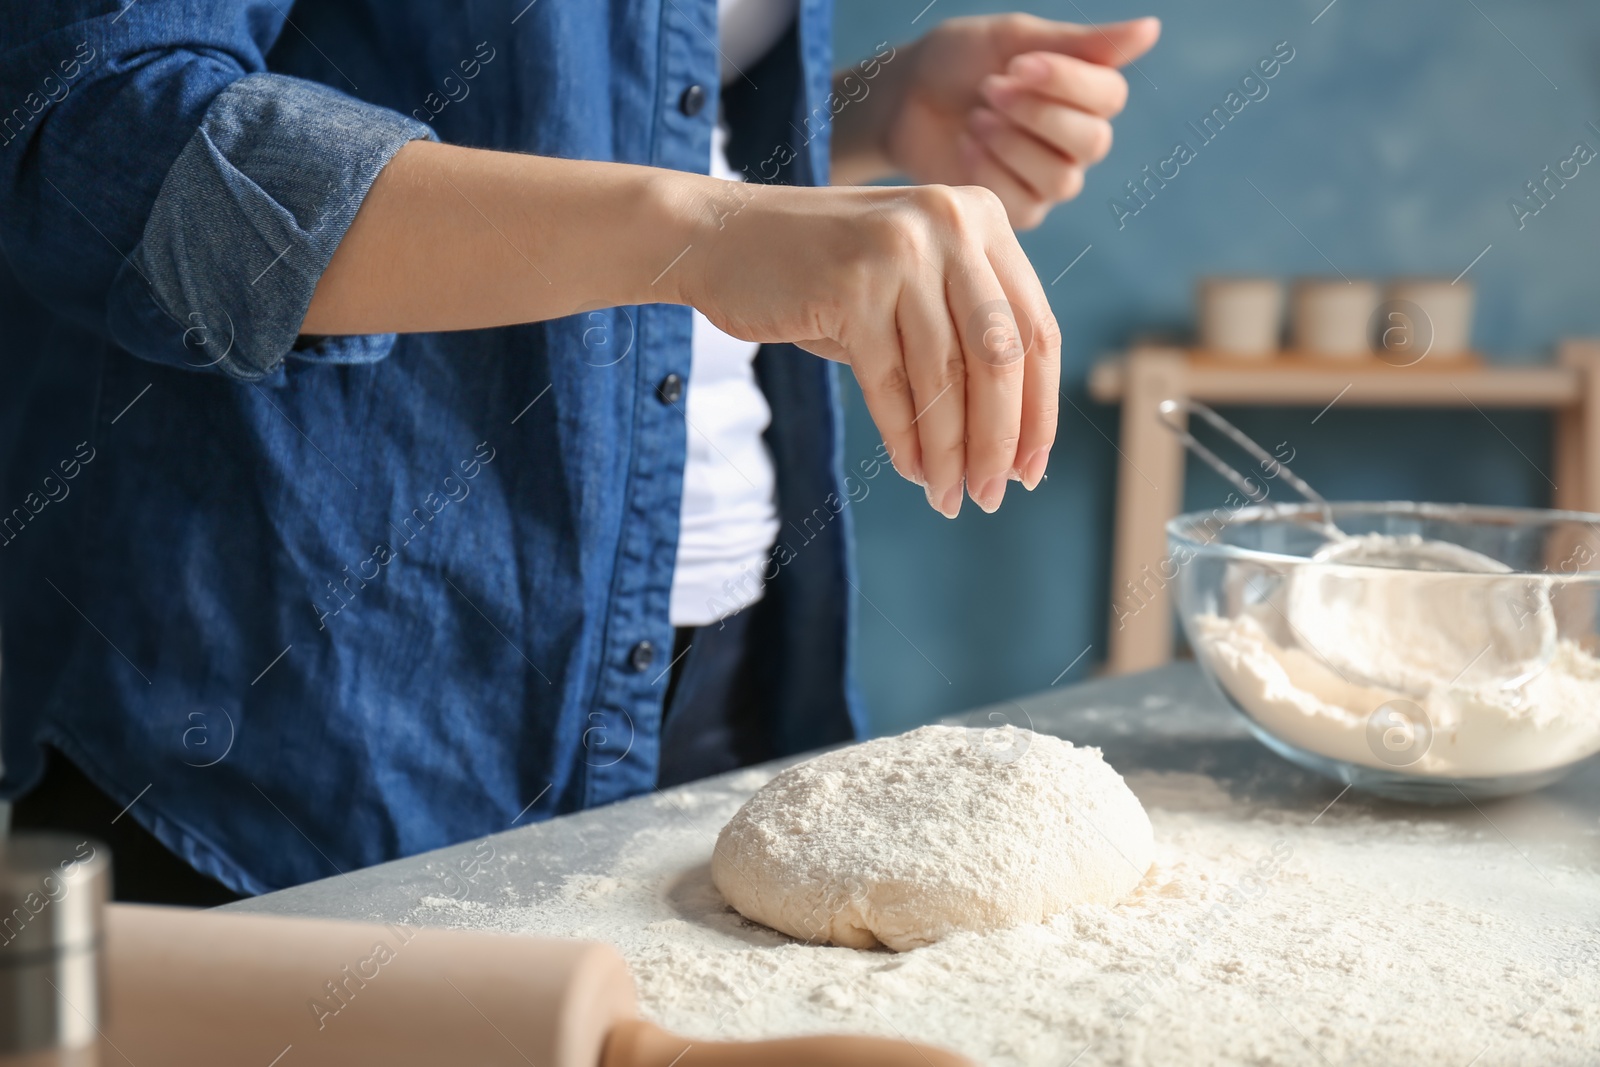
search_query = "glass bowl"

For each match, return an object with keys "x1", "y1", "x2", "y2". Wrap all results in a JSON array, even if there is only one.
[{"x1": 1168, "y1": 501, "x2": 1600, "y2": 801}]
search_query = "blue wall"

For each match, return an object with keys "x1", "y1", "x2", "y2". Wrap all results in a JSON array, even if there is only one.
[{"x1": 832, "y1": 1, "x2": 1598, "y2": 734}]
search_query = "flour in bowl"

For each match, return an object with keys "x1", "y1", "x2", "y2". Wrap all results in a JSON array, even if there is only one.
[
  {"x1": 1284, "y1": 532, "x2": 1556, "y2": 694},
  {"x1": 1193, "y1": 605, "x2": 1600, "y2": 778}
]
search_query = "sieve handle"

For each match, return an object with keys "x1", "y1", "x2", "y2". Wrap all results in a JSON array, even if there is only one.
[{"x1": 1156, "y1": 399, "x2": 1339, "y2": 535}]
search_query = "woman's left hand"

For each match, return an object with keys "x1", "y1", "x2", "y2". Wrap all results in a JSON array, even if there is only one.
[{"x1": 832, "y1": 14, "x2": 1160, "y2": 230}]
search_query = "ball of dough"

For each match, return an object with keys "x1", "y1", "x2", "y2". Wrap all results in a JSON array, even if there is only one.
[{"x1": 711, "y1": 724, "x2": 1154, "y2": 952}]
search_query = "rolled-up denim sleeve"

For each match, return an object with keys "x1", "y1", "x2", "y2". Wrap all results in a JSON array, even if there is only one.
[
  {"x1": 0, "y1": 3, "x2": 435, "y2": 383},
  {"x1": 112, "y1": 74, "x2": 436, "y2": 380}
]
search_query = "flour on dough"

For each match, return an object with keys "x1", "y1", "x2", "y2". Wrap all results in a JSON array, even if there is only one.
[{"x1": 711, "y1": 724, "x2": 1155, "y2": 951}]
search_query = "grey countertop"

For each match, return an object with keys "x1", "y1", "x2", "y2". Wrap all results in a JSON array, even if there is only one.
[
  {"x1": 233, "y1": 663, "x2": 1599, "y2": 925},
  {"x1": 231, "y1": 664, "x2": 1600, "y2": 1065}
]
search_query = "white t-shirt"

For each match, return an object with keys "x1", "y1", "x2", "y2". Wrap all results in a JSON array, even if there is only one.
[{"x1": 668, "y1": 0, "x2": 797, "y2": 627}]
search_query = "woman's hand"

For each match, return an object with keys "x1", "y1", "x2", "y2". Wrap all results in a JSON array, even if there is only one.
[
  {"x1": 833, "y1": 14, "x2": 1160, "y2": 230},
  {"x1": 674, "y1": 181, "x2": 1059, "y2": 517},
  {"x1": 303, "y1": 144, "x2": 1057, "y2": 514}
]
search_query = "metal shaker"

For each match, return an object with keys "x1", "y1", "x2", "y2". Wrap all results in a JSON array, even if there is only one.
[{"x1": 0, "y1": 834, "x2": 109, "y2": 1067}]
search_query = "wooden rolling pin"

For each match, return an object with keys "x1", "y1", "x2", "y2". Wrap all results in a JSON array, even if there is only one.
[{"x1": 100, "y1": 905, "x2": 971, "y2": 1066}]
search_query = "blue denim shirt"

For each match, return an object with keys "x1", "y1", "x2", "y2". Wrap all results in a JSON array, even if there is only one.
[{"x1": 0, "y1": 0, "x2": 865, "y2": 895}]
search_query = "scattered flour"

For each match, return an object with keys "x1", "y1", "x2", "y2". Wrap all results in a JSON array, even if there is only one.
[
  {"x1": 712, "y1": 726, "x2": 1153, "y2": 951},
  {"x1": 410, "y1": 767, "x2": 1599, "y2": 1066},
  {"x1": 1195, "y1": 607, "x2": 1600, "y2": 778}
]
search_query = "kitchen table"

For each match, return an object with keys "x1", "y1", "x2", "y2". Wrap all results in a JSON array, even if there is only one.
[{"x1": 232, "y1": 664, "x2": 1600, "y2": 1066}]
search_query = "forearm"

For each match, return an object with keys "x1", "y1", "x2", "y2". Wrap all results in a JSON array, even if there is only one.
[{"x1": 302, "y1": 140, "x2": 707, "y2": 335}]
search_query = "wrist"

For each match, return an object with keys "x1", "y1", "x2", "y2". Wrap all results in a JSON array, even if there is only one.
[{"x1": 628, "y1": 168, "x2": 721, "y2": 310}]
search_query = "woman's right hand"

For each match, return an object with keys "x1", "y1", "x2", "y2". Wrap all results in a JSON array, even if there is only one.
[
  {"x1": 671, "y1": 181, "x2": 1060, "y2": 518},
  {"x1": 304, "y1": 143, "x2": 1057, "y2": 518}
]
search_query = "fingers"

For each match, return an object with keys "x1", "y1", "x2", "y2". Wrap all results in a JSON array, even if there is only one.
[
  {"x1": 967, "y1": 52, "x2": 1120, "y2": 223},
  {"x1": 983, "y1": 231, "x2": 1060, "y2": 491},
  {"x1": 845, "y1": 333, "x2": 926, "y2": 490},
  {"x1": 991, "y1": 51, "x2": 1129, "y2": 119},
  {"x1": 948, "y1": 229, "x2": 1027, "y2": 514},
  {"x1": 993, "y1": 14, "x2": 1162, "y2": 71},
  {"x1": 969, "y1": 107, "x2": 1087, "y2": 205},
  {"x1": 828, "y1": 186, "x2": 1046, "y2": 517},
  {"x1": 896, "y1": 278, "x2": 967, "y2": 518},
  {"x1": 957, "y1": 131, "x2": 1050, "y2": 231},
  {"x1": 977, "y1": 77, "x2": 1116, "y2": 163}
]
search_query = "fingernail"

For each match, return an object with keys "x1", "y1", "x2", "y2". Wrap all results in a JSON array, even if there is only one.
[
  {"x1": 975, "y1": 476, "x2": 1007, "y2": 514},
  {"x1": 1009, "y1": 54, "x2": 1050, "y2": 84},
  {"x1": 1022, "y1": 448, "x2": 1051, "y2": 491},
  {"x1": 885, "y1": 443, "x2": 924, "y2": 487},
  {"x1": 927, "y1": 482, "x2": 960, "y2": 517},
  {"x1": 940, "y1": 483, "x2": 964, "y2": 519}
]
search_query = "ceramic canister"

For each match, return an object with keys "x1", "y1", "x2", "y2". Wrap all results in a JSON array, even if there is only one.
[
  {"x1": 1198, "y1": 277, "x2": 1283, "y2": 359},
  {"x1": 1380, "y1": 278, "x2": 1474, "y2": 363},
  {"x1": 1291, "y1": 279, "x2": 1380, "y2": 358}
]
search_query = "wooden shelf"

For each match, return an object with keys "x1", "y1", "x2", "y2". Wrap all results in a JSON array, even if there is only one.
[
  {"x1": 1183, "y1": 350, "x2": 1490, "y2": 369},
  {"x1": 1089, "y1": 347, "x2": 1581, "y2": 408}
]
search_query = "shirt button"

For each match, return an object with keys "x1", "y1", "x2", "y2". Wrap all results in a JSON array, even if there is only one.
[
  {"x1": 656, "y1": 373, "x2": 684, "y2": 405},
  {"x1": 629, "y1": 640, "x2": 656, "y2": 673},
  {"x1": 679, "y1": 84, "x2": 706, "y2": 117}
]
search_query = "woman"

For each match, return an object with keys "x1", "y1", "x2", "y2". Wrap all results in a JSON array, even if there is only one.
[{"x1": 0, "y1": 1, "x2": 1157, "y2": 902}]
